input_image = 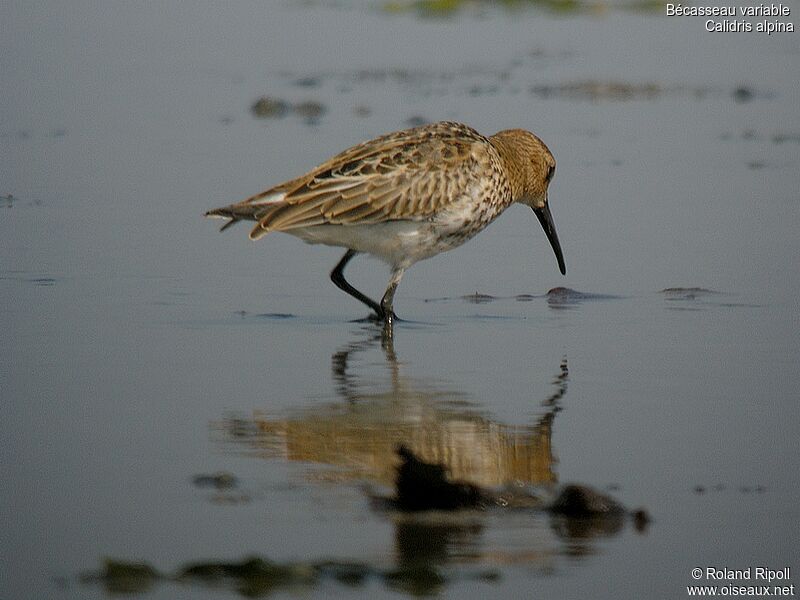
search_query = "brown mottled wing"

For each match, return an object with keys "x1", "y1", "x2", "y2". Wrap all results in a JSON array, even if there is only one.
[{"x1": 247, "y1": 122, "x2": 493, "y2": 239}]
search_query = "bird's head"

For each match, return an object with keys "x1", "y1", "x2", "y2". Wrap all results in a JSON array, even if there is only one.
[{"x1": 490, "y1": 129, "x2": 565, "y2": 276}]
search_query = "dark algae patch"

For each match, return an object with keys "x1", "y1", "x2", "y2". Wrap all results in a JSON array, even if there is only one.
[
  {"x1": 462, "y1": 292, "x2": 497, "y2": 304},
  {"x1": 660, "y1": 287, "x2": 721, "y2": 299},
  {"x1": 384, "y1": 447, "x2": 649, "y2": 529},
  {"x1": 191, "y1": 471, "x2": 251, "y2": 504},
  {"x1": 80, "y1": 445, "x2": 650, "y2": 596},
  {"x1": 531, "y1": 80, "x2": 662, "y2": 101},
  {"x1": 546, "y1": 286, "x2": 620, "y2": 307},
  {"x1": 384, "y1": 564, "x2": 447, "y2": 596},
  {"x1": 250, "y1": 96, "x2": 327, "y2": 124},
  {"x1": 658, "y1": 287, "x2": 760, "y2": 309},
  {"x1": 423, "y1": 287, "x2": 619, "y2": 306},
  {"x1": 80, "y1": 559, "x2": 161, "y2": 594},
  {"x1": 250, "y1": 96, "x2": 290, "y2": 118},
  {"x1": 549, "y1": 484, "x2": 626, "y2": 516},
  {"x1": 192, "y1": 471, "x2": 238, "y2": 490},
  {"x1": 395, "y1": 444, "x2": 487, "y2": 511},
  {"x1": 179, "y1": 557, "x2": 316, "y2": 596},
  {"x1": 81, "y1": 555, "x2": 490, "y2": 596}
]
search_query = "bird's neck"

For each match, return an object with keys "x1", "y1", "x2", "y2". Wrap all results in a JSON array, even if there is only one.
[{"x1": 488, "y1": 134, "x2": 525, "y2": 202}]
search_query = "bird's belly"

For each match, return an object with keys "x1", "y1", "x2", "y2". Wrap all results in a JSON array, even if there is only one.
[{"x1": 288, "y1": 220, "x2": 479, "y2": 268}]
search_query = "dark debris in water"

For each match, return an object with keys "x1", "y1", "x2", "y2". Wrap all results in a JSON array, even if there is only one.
[
  {"x1": 233, "y1": 310, "x2": 296, "y2": 321},
  {"x1": 251, "y1": 96, "x2": 327, "y2": 124},
  {"x1": 179, "y1": 557, "x2": 316, "y2": 594},
  {"x1": 384, "y1": 564, "x2": 448, "y2": 596},
  {"x1": 81, "y1": 554, "x2": 494, "y2": 596},
  {"x1": 384, "y1": 447, "x2": 649, "y2": 531},
  {"x1": 732, "y1": 86, "x2": 754, "y2": 102},
  {"x1": 529, "y1": 81, "x2": 771, "y2": 103},
  {"x1": 550, "y1": 484, "x2": 625, "y2": 517},
  {"x1": 267, "y1": 56, "x2": 750, "y2": 117},
  {"x1": 693, "y1": 483, "x2": 765, "y2": 495},
  {"x1": 661, "y1": 287, "x2": 760, "y2": 309},
  {"x1": 80, "y1": 559, "x2": 160, "y2": 595},
  {"x1": 462, "y1": 292, "x2": 497, "y2": 304},
  {"x1": 272, "y1": 56, "x2": 552, "y2": 110},
  {"x1": 720, "y1": 129, "x2": 800, "y2": 145},
  {"x1": 395, "y1": 445, "x2": 487, "y2": 511},
  {"x1": 250, "y1": 96, "x2": 290, "y2": 118},
  {"x1": 632, "y1": 509, "x2": 651, "y2": 532},
  {"x1": 2, "y1": 128, "x2": 67, "y2": 140},
  {"x1": 546, "y1": 287, "x2": 620, "y2": 308},
  {"x1": 531, "y1": 80, "x2": 662, "y2": 101},
  {"x1": 729, "y1": 85, "x2": 774, "y2": 102},
  {"x1": 29, "y1": 277, "x2": 57, "y2": 287},
  {"x1": 772, "y1": 132, "x2": 800, "y2": 145},
  {"x1": 1, "y1": 193, "x2": 43, "y2": 208},
  {"x1": 192, "y1": 471, "x2": 238, "y2": 490},
  {"x1": 292, "y1": 100, "x2": 326, "y2": 122},
  {"x1": 292, "y1": 76, "x2": 322, "y2": 88},
  {"x1": 254, "y1": 312, "x2": 296, "y2": 320},
  {"x1": 548, "y1": 483, "x2": 651, "y2": 539},
  {"x1": 660, "y1": 287, "x2": 720, "y2": 301},
  {"x1": 660, "y1": 286, "x2": 761, "y2": 310},
  {"x1": 191, "y1": 471, "x2": 251, "y2": 504},
  {"x1": 422, "y1": 287, "x2": 620, "y2": 307},
  {"x1": 0, "y1": 272, "x2": 58, "y2": 286}
]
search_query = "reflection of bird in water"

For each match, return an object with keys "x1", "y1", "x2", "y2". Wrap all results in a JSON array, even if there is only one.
[
  {"x1": 213, "y1": 330, "x2": 641, "y2": 573},
  {"x1": 218, "y1": 328, "x2": 567, "y2": 488},
  {"x1": 206, "y1": 121, "x2": 566, "y2": 336}
]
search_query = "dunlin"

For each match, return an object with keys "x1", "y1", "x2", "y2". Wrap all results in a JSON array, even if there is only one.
[{"x1": 207, "y1": 121, "x2": 565, "y2": 331}]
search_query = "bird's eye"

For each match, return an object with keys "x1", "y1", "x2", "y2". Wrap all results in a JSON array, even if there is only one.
[{"x1": 546, "y1": 165, "x2": 555, "y2": 182}]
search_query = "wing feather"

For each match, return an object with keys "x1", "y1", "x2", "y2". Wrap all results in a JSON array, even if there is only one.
[{"x1": 213, "y1": 122, "x2": 497, "y2": 237}]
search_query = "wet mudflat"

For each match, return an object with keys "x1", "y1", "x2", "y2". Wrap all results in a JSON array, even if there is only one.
[{"x1": 2, "y1": 2, "x2": 799, "y2": 599}]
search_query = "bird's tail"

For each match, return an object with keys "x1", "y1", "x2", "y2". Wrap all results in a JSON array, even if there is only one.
[
  {"x1": 204, "y1": 205, "x2": 251, "y2": 231},
  {"x1": 206, "y1": 189, "x2": 288, "y2": 232}
]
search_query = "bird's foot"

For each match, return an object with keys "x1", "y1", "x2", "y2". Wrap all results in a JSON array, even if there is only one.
[
  {"x1": 363, "y1": 308, "x2": 398, "y2": 340},
  {"x1": 366, "y1": 309, "x2": 399, "y2": 324},
  {"x1": 381, "y1": 314, "x2": 394, "y2": 342}
]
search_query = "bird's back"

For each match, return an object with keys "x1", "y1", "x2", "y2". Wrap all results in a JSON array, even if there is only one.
[{"x1": 206, "y1": 121, "x2": 511, "y2": 242}]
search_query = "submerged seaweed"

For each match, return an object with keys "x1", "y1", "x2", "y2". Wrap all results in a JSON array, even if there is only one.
[{"x1": 81, "y1": 555, "x2": 494, "y2": 596}]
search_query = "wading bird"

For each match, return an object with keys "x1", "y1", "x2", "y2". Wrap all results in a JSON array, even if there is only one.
[{"x1": 206, "y1": 121, "x2": 565, "y2": 335}]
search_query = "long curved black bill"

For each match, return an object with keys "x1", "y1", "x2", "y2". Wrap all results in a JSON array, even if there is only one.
[{"x1": 533, "y1": 204, "x2": 566, "y2": 275}]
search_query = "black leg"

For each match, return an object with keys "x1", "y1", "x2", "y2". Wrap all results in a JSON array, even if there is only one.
[
  {"x1": 379, "y1": 268, "x2": 405, "y2": 340},
  {"x1": 330, "y1": 250, "x2": 384, "y2": 318},
  {"x1": 381, "y1": 281, "x2": 399, "y2": 326}
]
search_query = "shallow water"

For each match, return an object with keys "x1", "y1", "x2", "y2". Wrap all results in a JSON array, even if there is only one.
[{"x1": 2, "y1": 2, "x2": 799, "y2": 599}]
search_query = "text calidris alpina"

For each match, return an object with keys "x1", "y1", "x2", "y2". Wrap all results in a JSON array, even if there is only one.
[{"x1": 206, "y1": 121, "x2": 565, "y2": 333}]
